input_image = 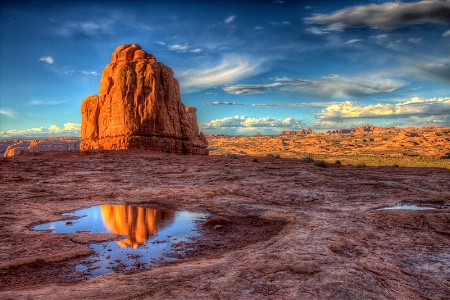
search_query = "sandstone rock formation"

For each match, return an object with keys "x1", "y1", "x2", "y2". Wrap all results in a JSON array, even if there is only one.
[
  {"x1": 3, "y1": 138, "x2": 80, "y2": 157},
  {"x1": 80, "y1": 44, "x2": 208, "y2": 155}
]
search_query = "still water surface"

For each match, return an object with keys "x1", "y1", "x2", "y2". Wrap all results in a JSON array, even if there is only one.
[{"x1": 33, "y1": 205, "x2": 208, "y2": 278}]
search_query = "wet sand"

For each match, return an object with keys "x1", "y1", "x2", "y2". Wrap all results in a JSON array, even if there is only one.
[{"x1": 1, "y1": 150, "x2": 449, "y2": 299}]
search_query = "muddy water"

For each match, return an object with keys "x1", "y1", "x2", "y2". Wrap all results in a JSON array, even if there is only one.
[{"x1": 33, "y1": 205, "x2": 208, "y2": 278}]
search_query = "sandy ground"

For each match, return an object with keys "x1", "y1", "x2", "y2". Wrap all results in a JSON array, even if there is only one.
[{"x1": 0, "y1": 150, "x2": 449, "y2": 299}]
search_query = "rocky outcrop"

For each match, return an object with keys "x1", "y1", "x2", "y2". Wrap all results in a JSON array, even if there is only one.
[
  {"x1": 280, "y1": 129, "x2": 313, "y2": 136},
  {"x1": 80, "y1": 44, "x2": 208, "y2": 155},
  {"x1": 3, "y1": 138, "x2": 80, "y2": 157}
]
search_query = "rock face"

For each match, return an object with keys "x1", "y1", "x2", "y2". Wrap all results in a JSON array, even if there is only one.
[
  {"x1": 80, "y1": 44, "x2": 208, "y2": 155},
  {"x1": 3, "y1": 138, "x2": 80, "y2": 157}
]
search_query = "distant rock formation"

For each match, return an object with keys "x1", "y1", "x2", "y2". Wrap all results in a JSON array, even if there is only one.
[
  {"x1": 326, "y1": 125, "x2": 396, "y2": 134},
  {"x1": 3, "y1": 138, "x2": 80, "y2": 157},
  {"x1": 80, "y1": 44, "x2": 208, "y2": 155},
  {"x1": 280, "y1": 129, "x2": 313, "y2": 136}
]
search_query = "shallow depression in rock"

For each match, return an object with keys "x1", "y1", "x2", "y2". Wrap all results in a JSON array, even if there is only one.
[
  {"x1": 376, "y1": 203, "x2": 437, "y2": 211},
  {"x1": 33, "y1": 205, "x2": 208, "y2": 278}
]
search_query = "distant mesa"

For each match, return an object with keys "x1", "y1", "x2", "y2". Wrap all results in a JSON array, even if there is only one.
[{"x1": 80, "y1": 44, "x2": 208, "y2": 155}]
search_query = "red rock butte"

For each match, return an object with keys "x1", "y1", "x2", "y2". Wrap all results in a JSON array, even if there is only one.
[{"x1": 80, "y1": 44, "x2": 208, "y2": 155}]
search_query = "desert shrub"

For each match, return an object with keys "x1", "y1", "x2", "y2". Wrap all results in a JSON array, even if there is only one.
[
  {"x1": 164, "y1": 148, "x2": 172, "y2": 153},
  {"x1": 275, "y1": 154, "x2": 281, "y2": 159},
  {"x1": 315, "y1": 160, "x2": 329, "y2": 168},
  {"x1": 393, "y1": 164, "x2": 400, "y2": 167},
  {"x1": 228, "y1": 153, "x2": 239, "y2": 159},
  {"x1": 252, "y1": 158, "x2": 259, "y2": 163},
  {"x1": 267, "y1": 153, "x2": 275, "y2": 157},
  {"x1": 302, "y1": 156, "x2": 314, "y2": 163},
  {"x1": 357, "y1": 163, "x2": 366, "y2": 167},
  {"x1": 335, "y1": 160, "x2": 342, "y2": 165}
]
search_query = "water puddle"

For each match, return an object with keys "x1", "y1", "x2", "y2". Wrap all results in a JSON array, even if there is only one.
[
  {"x1": 376, "y1": 204, "x2": 437, "y2": 211},
  {"x1": 33, "y1": 204, "x2": 208, "y2": 278}
]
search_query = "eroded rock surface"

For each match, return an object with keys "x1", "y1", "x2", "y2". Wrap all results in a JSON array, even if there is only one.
[
  {"x1": 0, "y1": 151, "x2": 449, "y2": 299},
  {"x1": 80, "y1": 44, "x2": 208, "y2": 155}
]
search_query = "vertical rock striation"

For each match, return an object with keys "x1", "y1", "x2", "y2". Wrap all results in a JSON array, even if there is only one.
[{"x1": 80, "y1": 44, "x2": 208, "y2": 155}]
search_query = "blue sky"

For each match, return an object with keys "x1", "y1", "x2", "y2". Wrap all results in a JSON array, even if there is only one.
[{"x1": 1, "y1": 0, "x2": 449, "y2": 137}]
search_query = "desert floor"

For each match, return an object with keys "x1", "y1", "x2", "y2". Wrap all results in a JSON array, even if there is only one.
[{"x1": 0, "y1": 150, "x2": 449, "y2": 299}]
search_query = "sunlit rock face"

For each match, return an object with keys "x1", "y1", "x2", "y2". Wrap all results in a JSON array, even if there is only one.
[
  {"x1": 80, "y1": 44, "x2": 208, "y2": 155},
  {"x1": 101, "y1": 205, "x2": 176, "y2": 248},
  {"x1": 3, "y1": 138, "x2": 80, "y2": 157}
]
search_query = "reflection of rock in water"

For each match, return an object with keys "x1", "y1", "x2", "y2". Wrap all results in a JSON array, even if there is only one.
[{"x1": 100, "y1": 205, "x2": 176, "y2": 248}]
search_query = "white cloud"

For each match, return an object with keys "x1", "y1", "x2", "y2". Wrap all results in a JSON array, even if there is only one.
[
  {"x1": 168, "y1": 44, "x2": 189, "y2": 51},
  {"x1": 0, "y1": 123, "x2": 81, "y2": 138},
  {"x1": 156, "y1": 41, "x2": 166, "y2": 45},
  {"x1": 191, "y1": 48, "x2": 202, "y2": 53},
  {"x1": 224, "y1": 16, "x2": 236, "y2": 24},
  {"x1": 318, "y1": 97, "x2": 450, "y2": 121},
  {"x1": 304, "y1": 0, "x2": 450, "y2": 30},
  {"x1": 48, "y1": 124, "x2": 61, "y2": 132},
  {"x1": 39, "y1": 56, "x2": 54, "y2": 64},
  {"x1": 177, "y1": 55, "x2": 266, "y2": 91},
  {"x1": 0, "y1": 109, "x2": 17, "y2": 119},
  {"x1": 345, "y1": 39, "x2": 362, "y2": 44},
  {"x1": 64, "y1": 123, "x2": 81, "y2": 131},
  {"x1": 201, "y1": 115, "x2": 308, "y2": 134},
  {"x1": 443, "y1": 29, "x2": 450, "y2": 37},
  {"x1": 222, "y1": 74, "x2": 404, "y2": 98}
]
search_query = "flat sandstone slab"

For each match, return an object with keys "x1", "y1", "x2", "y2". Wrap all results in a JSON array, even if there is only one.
[{"x1": 0, "y1": 151, "x2": 449, "y2": 299}]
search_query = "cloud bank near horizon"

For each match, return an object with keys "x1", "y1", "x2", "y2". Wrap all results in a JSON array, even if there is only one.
[{"x1": 0, "y1": 123, "x2": 81, "y2": 138}]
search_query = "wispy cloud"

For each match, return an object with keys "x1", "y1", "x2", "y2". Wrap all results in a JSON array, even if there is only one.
[
  {"x1": 177, "y1": 55, "x2": 266, "y2": 91},
  {"x1": 201, "y1": 101, "x2": 338, "y2": 107},
  {"x1": 80, "y1": 71, "x2": 100, "y2": 76},
  {"x1": 408, "y1": 38, "x2": 422, "y2": 44},
  {"x1": 39, "y1": 56, "x2": 54, "y2": 64},
  {"x1": 304, "y1": 0, "x2": 450, "y2": 30},
  {"x1": 53, "y1": 19, "x2": 115, "y2": 37},
  {"x1": 168, "y1": 44, "x2": 202, "y2": 53},
  {"x1": 415, "y1": 59, "x2": 450, "y2": 84},
  {"x1": 28, "y1": 99, "x2": 65, "y2": 106},
  {"x1": 222, "y1": 75, "x2": 404, "y2": 98},
  {"x1": 0, "y1": 109, "x2": 17, "y2": 119},
  {"x1": 306, "y1": 27, "x2": 329, "y2": 35},
  {"x1": 0, "y1": 123, "x2": 81, "y2": 138},
  {"x1": 168, "y1": 44, "x2": 189, "y2": 51},
  {"x1": 371, "y1": 34, "x2": 389, "y2": 40},
  {"x1": 443, "y1": 29, "x2": 450, "y2": 37},
  {"x1": 224, "y1": 15, "x2": 236, "y2": 24},
  {"x1": 345, "y1": 39, "x2": 362, "y2": 44}
]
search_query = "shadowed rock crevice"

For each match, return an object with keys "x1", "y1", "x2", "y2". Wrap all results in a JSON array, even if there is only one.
[{"x1": 80, "y1": 44, "x2": 208, "y2": 155}]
